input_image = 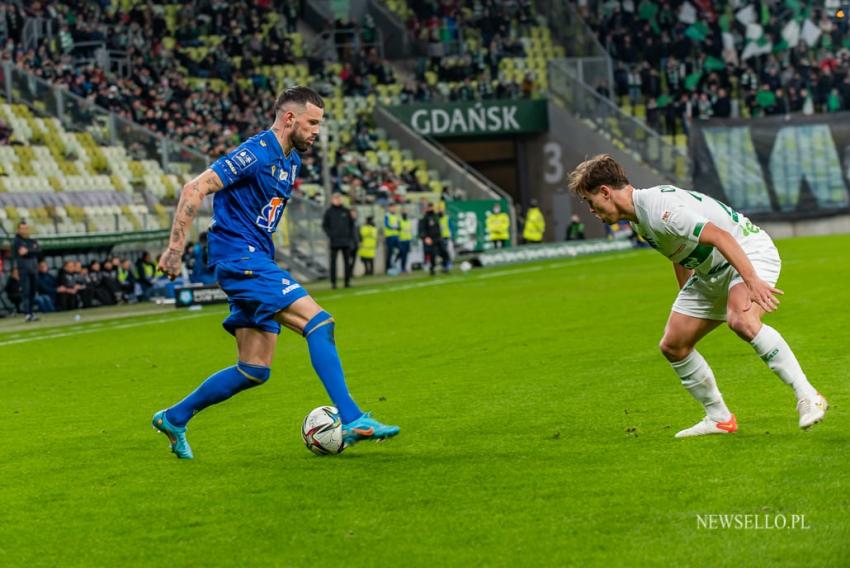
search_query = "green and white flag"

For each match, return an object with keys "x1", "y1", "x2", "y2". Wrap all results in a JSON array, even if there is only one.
[
  {"x1": 782, "y1": 19, "x2": 800, "y2": 48},
  {"x1": 736, "y1": 4, "x2": 756, "y2": 25},
  {"x1": 704, "y1": 55, "x2": 726, "y2": 72},
  {"x1": 742, "y1": 36, "x2": 772, "y2": 60},
  {"x1": 678, "y1": 2, "x2": 697, "y2": 23},
  {"x1": 745, "y1": 23, "x2": 763, "y2": 41},
  {"x1": 685, "y1": 21, "x2": 709, "y2": 42},
  {"x1": 684, "y1": 71, "x2": 703, "y2": 91},
  {"x1": 801, "y1": 19, "x2": 821, "y2": 47}
]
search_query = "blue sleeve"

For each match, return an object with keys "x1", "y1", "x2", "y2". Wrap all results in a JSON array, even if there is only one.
[{"x1": 209, "y1": 141, "x2": 263, "y2": 189}]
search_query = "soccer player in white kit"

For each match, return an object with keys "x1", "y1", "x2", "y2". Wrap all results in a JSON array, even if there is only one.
[{"x1": 569, "y1": 155, "x2": 828, "y2": 437}]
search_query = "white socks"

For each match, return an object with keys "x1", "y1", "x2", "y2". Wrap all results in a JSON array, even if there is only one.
[
  {"x1": 671, "y1": 350, "x2": 732, "y2": 423},
  {"x1": 750, "y1": 325, "x2": 818, "y2": 401}
]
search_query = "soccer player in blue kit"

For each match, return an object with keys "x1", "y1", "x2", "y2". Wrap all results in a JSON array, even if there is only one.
[{"x1": 152, "y1": 87, "x2": 399, "y2": 459}]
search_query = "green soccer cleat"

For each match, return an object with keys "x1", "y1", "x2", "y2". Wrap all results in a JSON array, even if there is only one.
[
  {"x1": 342, "y1": 412, "x2": 400, "y2": 447},
  {"x1": 152, "y1": 409, "x2": 194, "y2": 459}
]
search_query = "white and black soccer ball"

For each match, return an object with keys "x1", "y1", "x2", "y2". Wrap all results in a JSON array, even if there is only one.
[{"x1": 302, "y1": 406, "x2": 344, "y2": 455}]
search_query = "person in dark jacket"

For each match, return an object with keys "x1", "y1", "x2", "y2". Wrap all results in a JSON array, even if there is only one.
[
  {"x1": 322, "y1": 192, "x2": 355, "y2": 289},
  {"x1": 100, "y1": 259, "x2": 123, "y2": 304},
  {"x1": 4, "y1": 268, "x2": 22, "y2": 313},
  {"x1": 36, "y1": 261, "x2": 57, "y2": 313},
  {"x1": 565, "y1": 213, "x2": 586, "y2": 240},
  {"x1": 75, "y1": 262, "x2": 94, "y2": 308},
  {"x1": 136, "y1": 251, "x2": 156, "y2": 299},
  {"x1": 12, "y1": 221, "x2": 41, "y2": 321},
  {"x1": 89, "y1": 260, "x2": 116, "y2": 306},
  {"x1": 56, "y1": 260, "x2": 79, "y2": 311},
  {"x1": 419, "y1": 202, "x2": 449, "y2": 275}
]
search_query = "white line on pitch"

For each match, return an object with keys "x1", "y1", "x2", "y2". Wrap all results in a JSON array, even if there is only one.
[
  {"x1": 321, "y1": 251, "x2": 637, "y2": 300},
  {"x1": 2, "y1": 252, "x2": 639, "y2": 344},
  {"x1": 0, "y1": 313, "x2": 209, "y2": 347}
]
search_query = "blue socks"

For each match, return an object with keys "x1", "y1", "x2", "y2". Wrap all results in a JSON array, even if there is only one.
[
  {"x1": 166, "y1": 361, "x2": 270, "y2": 427},
  {"x1": 304, "y1": 311, "x2": 363, "y2": 423},
  {"x1": 164, "y1": 311, "x2": 361, "y2": 427}
]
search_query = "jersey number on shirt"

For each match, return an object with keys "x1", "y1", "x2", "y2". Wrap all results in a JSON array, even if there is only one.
[{"x1": 256, "y1": 196, "x2": 287, "y2": 232}]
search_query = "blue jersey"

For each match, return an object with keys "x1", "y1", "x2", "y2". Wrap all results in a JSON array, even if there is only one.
[{"x1": 207, "y1": 130, "x2": 301, "y2": 266}]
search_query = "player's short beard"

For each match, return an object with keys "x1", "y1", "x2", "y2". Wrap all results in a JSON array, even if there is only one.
[{"x1": 292, "y1": 126, "x2": 310, "y2": 152}]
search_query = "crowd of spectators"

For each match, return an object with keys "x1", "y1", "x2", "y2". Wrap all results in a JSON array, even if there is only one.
[
  {"x1": 393, "y1": 0, "x2": 544, "y2": 102},
  {"x1": 3, "y1": 254, "x2": 152, "y2": 314},
  {"x1": 1, "y1": 0, "x2": 307, "y2": 158},
  {"x1": 0, "y1": 1, "x2": 465, "y2": 205},
  {"x1": 580, "y1": 0, "x2": 850, "y2": 135},
  {"x1": 1, "y1": 236, "x2": 217, "y2": 316}
]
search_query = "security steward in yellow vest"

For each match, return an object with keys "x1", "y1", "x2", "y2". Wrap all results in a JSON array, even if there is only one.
[
  {"x1": 398, "y1": 213, "x2": 413, "y2": 273},
  {"x1": 359, "y1": 216, "x2": 377, "y2": 276},
  {"x1": 486, "y1": 203, "x2": 510, "y2": 248},
  {"x1": 522, "y1": 199, "x2": 545, "y2": 243}
]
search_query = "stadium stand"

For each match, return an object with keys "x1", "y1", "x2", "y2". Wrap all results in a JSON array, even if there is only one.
[
  {"x1": 0, "y1": 101, "x2": 175, "y2": 237},
  {"x1": 577, "y1": 0, "x2": 850, "y2": 152},
  {"x1": 382, "y1": 0, "x2": 563, "y2": 100},
  {"x1": 2, "y1": 1, "x2": 459, "y2": 207}
]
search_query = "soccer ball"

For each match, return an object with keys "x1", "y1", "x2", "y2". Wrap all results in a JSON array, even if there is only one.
[{"x1": 302, "y1": 406, "x2": 344, "y2": 455}]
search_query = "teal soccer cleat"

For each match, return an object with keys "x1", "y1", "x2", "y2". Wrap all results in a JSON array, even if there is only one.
[
  {"x1": 342, "y1": 412, "x2": 400, "y2": 447},
  {"x1": 152, "y1": 410, "x2": 194, "y2": 459}
]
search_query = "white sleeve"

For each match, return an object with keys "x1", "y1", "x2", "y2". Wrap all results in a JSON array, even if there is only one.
[{"x1": 644, "y1": 193, "x2": 709, "y2": 242}]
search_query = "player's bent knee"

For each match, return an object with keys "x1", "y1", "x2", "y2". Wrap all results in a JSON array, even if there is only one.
[
  {"x1": 726, "y1": 313, "x2": 760, "y2": 341},
  {"x1": 237, "y1": 361, "x2": 271, "y2": 384},
  {"x1": 303, "y1": 310, "x2": 334, "y2": 338},
  {"x1": 659, "y1": 337, "x2": 691, "y2": 361}
]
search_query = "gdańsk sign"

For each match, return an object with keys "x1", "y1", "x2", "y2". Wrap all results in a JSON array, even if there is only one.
[{"x1": 390, "y1": 99, "x2": 549, "y2": 138}]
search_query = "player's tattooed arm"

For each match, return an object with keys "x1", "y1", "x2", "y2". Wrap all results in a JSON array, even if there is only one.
[{"x1": 158, "y1": 169, "x2": 224, "y2": 280}]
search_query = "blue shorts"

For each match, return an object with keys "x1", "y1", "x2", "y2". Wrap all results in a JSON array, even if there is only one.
[{"x1": 215, "y1": 257, "x2": 310, "y2": 335}]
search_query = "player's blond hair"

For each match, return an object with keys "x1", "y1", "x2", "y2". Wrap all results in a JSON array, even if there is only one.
[{"x1": 568, "y1": 154, "x2": 630, "y2": 195}]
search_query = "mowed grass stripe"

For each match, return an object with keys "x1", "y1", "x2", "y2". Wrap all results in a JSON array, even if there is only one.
[{"x1": 0, "y1": 235, "x2": 847, "y2": 567}]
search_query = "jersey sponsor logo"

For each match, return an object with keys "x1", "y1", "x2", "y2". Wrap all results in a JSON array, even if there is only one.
[
  {"x1": 282, "y1": 283, "x2": 301, "y2": 295},
  {"x1": 271, "y1": 165, "x2": 288, "y2": 181},
  {"x1": 225, "y1": 159, "x2": 237, "y2": 175},
  {"x1": 290, "y1": 164, "x2": 297, "y2": 181},
  {"x1": 256, "y1": 196, "x2": 287, "y2": 232},
  {"x1": 233, "y1": 148, "x2": 257, "y2": 170},
  {"x1": 662, "y1": 210, "x2": 671, "y2": 223}
]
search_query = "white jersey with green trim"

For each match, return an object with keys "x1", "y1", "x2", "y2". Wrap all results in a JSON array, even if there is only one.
[{"x1": 631, "y1": 185, "x2": 765, "y2": 275}]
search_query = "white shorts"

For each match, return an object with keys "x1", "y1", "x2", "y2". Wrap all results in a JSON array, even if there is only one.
[{"x1": 671, "y1": 235, "x2": 781, "y2": 321}]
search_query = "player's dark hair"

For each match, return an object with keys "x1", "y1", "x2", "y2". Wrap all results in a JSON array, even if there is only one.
[
  {"x1": 568, "y1": 154, "x2": 630, "y2": 195},
  {"x1": 274, "y1": 86, "x2": 324, "y2": 117}
]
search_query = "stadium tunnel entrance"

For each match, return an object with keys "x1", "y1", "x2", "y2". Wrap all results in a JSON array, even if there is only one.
[{"x1": 393, "y1": 99, "x2": 668, "y2": 241}]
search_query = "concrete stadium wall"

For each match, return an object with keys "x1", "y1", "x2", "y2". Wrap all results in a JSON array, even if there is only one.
[
  {"x1": 525, "y1": 102, "x2": 668, "y2": 240},
  {"x1": 760, "y1": 215, "x2": 850, "y2": 239}
]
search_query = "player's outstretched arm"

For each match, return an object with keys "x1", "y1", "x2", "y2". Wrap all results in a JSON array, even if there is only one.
[
  {"x1": 158, "y1": 169, "x2": 224, "y2": 280},
  {"x1": 698, "y1": 222, "x2": 783, "y2": 312}
]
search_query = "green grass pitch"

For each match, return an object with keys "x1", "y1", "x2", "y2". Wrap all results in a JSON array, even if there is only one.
[{"x1": 1, "y1": 234, "x2": 848, "y2": 566}]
